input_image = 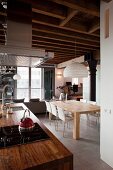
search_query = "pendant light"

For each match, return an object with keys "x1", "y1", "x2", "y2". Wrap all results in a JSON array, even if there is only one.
[
  {"x1": 63, "y1": 62, "x2": 88, "y2": 78},
  {"x1": 13, "y1": 74, "x2": 21, "y2": 80},
  {"x1": 63, "y1": 40, "x2": 88, "y2": 78}
]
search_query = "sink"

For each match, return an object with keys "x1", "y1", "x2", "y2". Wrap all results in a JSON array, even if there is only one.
[{"x1": 11, "y1": 106, "x2": 24, "y2": 111}]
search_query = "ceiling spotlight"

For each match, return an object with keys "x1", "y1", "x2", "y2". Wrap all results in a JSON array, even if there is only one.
[{"x1": 1, "y1": 1, "x2": 7, "y2": 9}]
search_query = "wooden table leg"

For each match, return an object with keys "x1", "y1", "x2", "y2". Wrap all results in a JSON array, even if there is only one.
[{"x1": 73, "y1": 112, "x2": 80, "y2": 139}]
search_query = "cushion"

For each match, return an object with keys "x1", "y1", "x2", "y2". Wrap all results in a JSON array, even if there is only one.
[
  {"x1": 30, "y1": 98, "x2": 40, "y2": 102},
  {"x1": 13, "y1": 98, "x2": 25, "y2": 103}
]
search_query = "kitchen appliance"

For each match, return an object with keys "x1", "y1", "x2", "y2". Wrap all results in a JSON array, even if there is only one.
[
  {"x1": 0, "y1": 123, "x2": 50, "y2": 149},
  {"x1": 19, "y1": 109, "x2": 35, "y2": 131}
]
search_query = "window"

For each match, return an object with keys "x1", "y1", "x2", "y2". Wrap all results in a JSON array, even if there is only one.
[
  {"x1": 31, "y1": 68, "x2": 41, "y2": 98},
  {"x1": 17, "y1": 67, "x2": 29, "y2": 101},
  {"x1": 16, "y1": 67, "x2": 43, "y2": 101}
]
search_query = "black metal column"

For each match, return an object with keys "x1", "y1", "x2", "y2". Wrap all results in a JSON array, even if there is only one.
[{"x1": 88, "y1": 60, "x2": 98, "y2": 101}]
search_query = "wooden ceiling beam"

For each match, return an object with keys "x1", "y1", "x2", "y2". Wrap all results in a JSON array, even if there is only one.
[
  {"x1": 48, "y1": 0, "x2": 99, "y2": 17},
  {"x1": 54, "y1": 55, "x2": 82, "y2": 59},
  {"x1": 32, "y1": 12, "x2": 60, "y2": 26},
  {"x1": 32, "y1": 17, "x2": 88, "y2": 35},
  {"x1": 32, "y1": 39, "x2": 98, "y2": 51},
  {"x1": 59, "y1": 9, "x2": 78, "y2": 27},
  {"x1": 55, "y1": 56, "x2": 81, "y2": 60},
  {"x1": 33, "y1": 42, "x2": 75, "y2": 51},
  {"x1": 32, "y1": 13, "x2": 99, "y2": 36},
  {"x1": 45, "y1": 56, "x2": 83, "y2": 64},
  {"x1": 54, "y1": 54, "x2": 74, "y2": 57},
  {"x1": 32, "y1": 36, "x2": 99, "y2": 50},
  {"x1": 33, "y1": 43, "x2": 76, "y2": 52},
  {"x1": 32, "y1": 8, "x2": 65, "y2": 20},
  {"x1": 17, "y1": 0, "x2": 66, "y2": 19},
  {"x1": 88, "y1": 23, "x2": 100, "y2": 34},
  {"x1": 88, "y1": 19, "x2": 100, "y2": 33},
  {"x1": 32, "y1": 30, "x2": 100, "y2": 47},
  {"x1": 49, "y1": 55, "x2": 83, "y2": 60},
  {"x1": 33, "y1": 44, "x2": 86, "y2": 54},
  {"x1": 32, "y1": 23, "x2": 99, "y2": 42},
  {"x1": 32, "y1": 27, "x2": 99, "y2": 43},
  {"x1": 33, "y1": 45, "x2": 85, "y2": 55},
  {"x1": 54, "y1": 51, "x2": 84, "y2": 56},
  {"x1": 32, "y1": 0, "x2": 66, "y2": 19},
  {"x1": 65, "y1": 20, "x2": 99, "y2": 36}
]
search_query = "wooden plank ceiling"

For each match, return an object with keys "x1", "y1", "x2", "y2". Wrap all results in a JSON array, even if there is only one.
[{"x1": 0, "y1": 0, "x2": 111, "y2": 65}]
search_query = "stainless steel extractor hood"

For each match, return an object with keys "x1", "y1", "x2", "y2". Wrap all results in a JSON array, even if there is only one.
[
  {"x1": 0, "y1": 0, "x2": 54, "y2": 67},
  {"x1": 1, "y1": 21, "x2": 46, "y2": 57}
]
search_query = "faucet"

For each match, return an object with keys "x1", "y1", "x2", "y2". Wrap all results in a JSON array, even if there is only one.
[{"x1": 1, "y1": 84, "x2": 13, "y2": 108}]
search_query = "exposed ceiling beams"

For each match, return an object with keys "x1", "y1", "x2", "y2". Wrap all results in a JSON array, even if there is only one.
[
  {"x1": 48, "y1": 0, "x2": 99, "y2": 17},
  {"x1": 0, "y1": 0, "x2": 101, "y2": 65},
  {"x1": 59, "y1": 9, "x2": 78, "y2": 27}
]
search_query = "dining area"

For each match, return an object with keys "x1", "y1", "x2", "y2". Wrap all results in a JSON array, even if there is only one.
[
  {"x1": 45, "y1": 99, "x2": 100, "y2": 140},
  {"x1": 39, "y1": 98, "x2": 113, "y2": 170}
]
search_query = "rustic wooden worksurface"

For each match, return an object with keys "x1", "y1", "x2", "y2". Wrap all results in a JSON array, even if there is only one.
[{"x1": 0, "y1": 103, "x2": 73, "y2": 170}]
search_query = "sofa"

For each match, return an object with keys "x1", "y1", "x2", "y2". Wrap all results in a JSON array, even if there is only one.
[{"x1": 24, "y1": 98, "x2": 46, "y2": 115}]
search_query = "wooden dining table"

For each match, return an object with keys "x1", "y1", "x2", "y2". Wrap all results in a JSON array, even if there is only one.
[{"x1": 51, "y1": 100, "x2": 100, "y2": 140}]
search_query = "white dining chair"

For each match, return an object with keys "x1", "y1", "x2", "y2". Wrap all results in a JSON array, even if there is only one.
[
  {"x1": 57, "y1": 106, "x2": 73, "y2": 137},
  {"x1": 80, "y1": 99, "x2": 87, "y2": 103},
  {"x1": 50, "y1": 103, "x2": 59, "y2": 130},
  {"x1": 45, "y1": 101, "x2": 52, "y2": 122}
]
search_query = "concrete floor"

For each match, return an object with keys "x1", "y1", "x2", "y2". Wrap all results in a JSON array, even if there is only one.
[{"x1": 37, "y1": 114, "x2": 113, "y2": 170}]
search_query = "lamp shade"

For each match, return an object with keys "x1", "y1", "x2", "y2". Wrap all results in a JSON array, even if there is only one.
[
  {"x1": 63, "y1": 62, "x2": 88, "y2": 78},
  {"x1": 13, "y1": 74, "x2": 21, "y2": 80}
]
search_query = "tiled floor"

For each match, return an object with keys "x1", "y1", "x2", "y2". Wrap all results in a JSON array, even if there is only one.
[{"x1": 37, "y1": 114, "x2": 113, "y2": 170}]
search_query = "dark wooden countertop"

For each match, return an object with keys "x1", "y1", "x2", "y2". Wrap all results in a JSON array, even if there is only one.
[{"x1": 0, "y1": 103, "x2": 73, "y2": 170}]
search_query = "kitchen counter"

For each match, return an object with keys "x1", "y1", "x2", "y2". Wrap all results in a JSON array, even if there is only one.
[{"x1": 0, "y1": 103, "x2": 73, "y2": 170}]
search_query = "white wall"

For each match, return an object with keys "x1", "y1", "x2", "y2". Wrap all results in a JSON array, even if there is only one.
[
  {"x1": 55, "y1": 68, "x2": 64, "y2": 98},
  {"x1": 55, "y1": 68, "x2": 72, "y2": 98},
  {"x1": 100, "y1": 1, "x2": 113, "y2": 168},
  {"x1": 55, "y1": 68, "x2": 84, "y2": 97},
  {"x1": 55, "y1": 66, "x2": 100, "y2": 102},
  {"x1": 83, "y1": 75, "x2": 90, "y2": 101}
]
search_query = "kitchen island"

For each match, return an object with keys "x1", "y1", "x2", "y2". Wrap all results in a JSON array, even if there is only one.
[{"x1": 0, "y1": 103, "x2": 73, "y2": 170}]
